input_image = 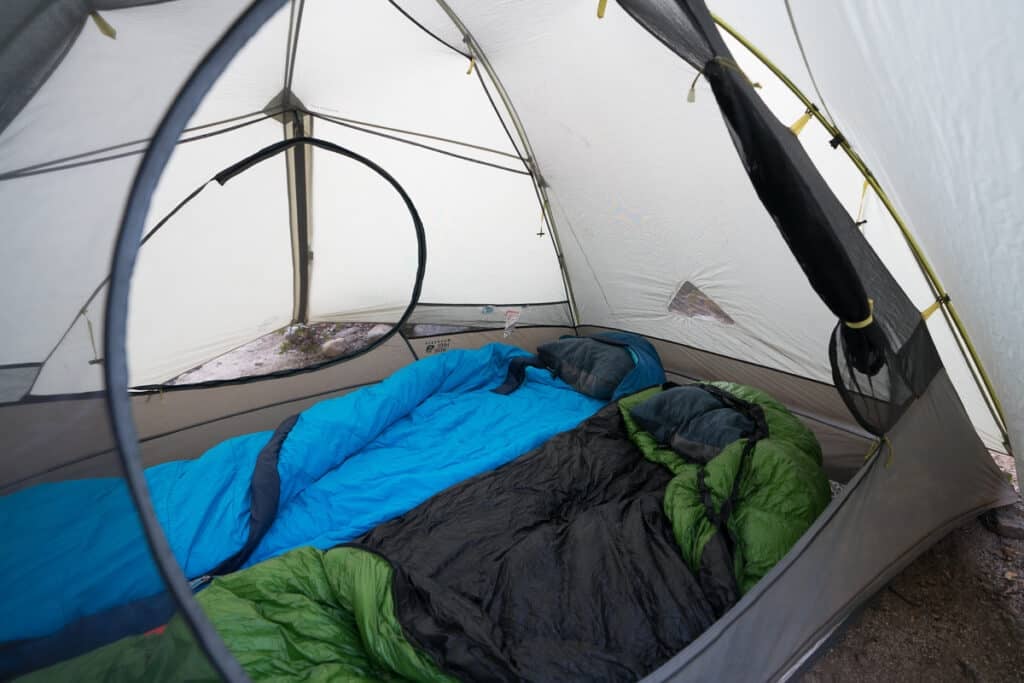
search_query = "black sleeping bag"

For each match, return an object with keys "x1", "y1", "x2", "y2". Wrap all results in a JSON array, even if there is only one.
[{"x1": 355, "y1": 403, "x2": 716, "y2": 682}]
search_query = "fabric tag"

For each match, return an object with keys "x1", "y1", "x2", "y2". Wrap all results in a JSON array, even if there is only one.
[{"x1": 503, "y1": 309, "x2": 521, "y2": 338}]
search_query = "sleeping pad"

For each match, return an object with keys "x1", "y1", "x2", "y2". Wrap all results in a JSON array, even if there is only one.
[
  {"x1": 23, "y1": 381, "x2": 828, "y2": 682},
  {"x1": 1, "y1": 343, "x2": 625, "y2": 669}
]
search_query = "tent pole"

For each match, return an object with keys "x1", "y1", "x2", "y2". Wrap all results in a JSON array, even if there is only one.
[
  {"x1": 433, "y1": 0, "x2": 581, "y2": 329},
  {"x1": 712, "y1": 13, "x2": 1012, "y2": 452},
  {"x1": 283, "y1": 110, "x2": 314, "y2": 323}
]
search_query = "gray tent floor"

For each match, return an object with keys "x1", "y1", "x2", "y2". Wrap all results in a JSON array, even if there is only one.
[{"x1": 805, "y1": 458, "x2": 1024, "y2": 682}]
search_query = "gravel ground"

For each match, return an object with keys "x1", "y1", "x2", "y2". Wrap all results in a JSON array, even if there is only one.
[
  {"x1": 804, "y1": 483, "x2": 1024, "y2": 682},
  {"x1": 167, "y1": 323, "x2": 388, "y2": 385}
]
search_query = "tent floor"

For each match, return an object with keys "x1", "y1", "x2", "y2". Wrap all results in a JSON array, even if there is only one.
[{"x1": 805, "y1": 500, "x2": 1024, "y2": 682}]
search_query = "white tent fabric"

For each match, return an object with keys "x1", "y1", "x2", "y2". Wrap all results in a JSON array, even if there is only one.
[
  {"x1": 788, "y1": 0, "x2": 1024, "y2": 473},
  {"x1": 0, "y1": 0, "x2": 252, "y2": 382},
  {"x1": 707, "y1": 1, "x2": 1007, "y2": 453},
  {"x1": 437, "y1": 2, "x2": 840, "y2": 380},
  {"x1": 707, "y1": 0, "x2": 1018, "y2": 462}
]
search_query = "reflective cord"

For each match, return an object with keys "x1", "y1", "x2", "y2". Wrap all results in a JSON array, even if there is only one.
[
  {"x1": 789, "y1": 109, "x2": 813, "y2": 135},
  {"x1": 921, "y1": 293, "x2": 951, "y2": 321},
  {"x1": 844, "y1": 298, "x2": 875, "y2": 329},
  {"x1": 82, "y1": 307, "x2": 101, "y2": 363},
  {"x1": 597, "y1": 0, "x2": 608, "y2": 18},
  {"x1": 90, "y1": 12, "x2": 117, "y2": 39}
]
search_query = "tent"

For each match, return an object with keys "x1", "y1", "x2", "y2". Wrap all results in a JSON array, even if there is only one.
[{"x1": 0, "y1": 0, "x2": 1019, "y2": 679}]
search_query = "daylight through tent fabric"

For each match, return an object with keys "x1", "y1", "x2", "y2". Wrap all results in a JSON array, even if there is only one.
[{"x1": 0, "y1": 0, "x2": 1019, "y2": 680}]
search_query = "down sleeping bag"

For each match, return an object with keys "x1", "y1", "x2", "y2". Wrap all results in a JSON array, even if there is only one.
[
  {"x1": 26, "y1": 379, "x2": 828, "y2": 682},
  {"x1": 623, "y1": 382, "x2": 832, "y2": 614},
  {"x1": 2, "y1": 337, "x2": 665, "y2": 678},
  {"x1": 24, "y1": 402, "x2": 714, "y2": 682}
]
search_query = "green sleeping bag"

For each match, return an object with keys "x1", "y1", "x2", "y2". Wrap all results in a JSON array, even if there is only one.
[
  {"x1": 621, "y1": 382, "x2": 831, "y2": 609},
  {"x1": 22, "y1": 547, "x2": 452, "y2": 683}
]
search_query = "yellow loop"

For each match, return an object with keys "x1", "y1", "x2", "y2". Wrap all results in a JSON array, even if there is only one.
[
  {"x1": 855, "y1": 179, "x2": 870, "y2": 224},
  {"x1": 90, "y1": 11, "x2": 117, "y2": 39},
  {"x1": 789, "y1": 110, "x2": 812, "y2": 136},
  {"x1": 465, "y1": 56, "x2": 475, "y2": 75},
  {"x1": 844, "y1": 298, "x2": 874, "y2": 330},
  {"x1": 921, "y1": 293, "x2": 950, "y2": 321},
  {"x1": 597, "y1": 0, "x2": 608, "y2": 18},
  {"x1": 864, "y1": 435, "x2": 895, "y2": 467}
]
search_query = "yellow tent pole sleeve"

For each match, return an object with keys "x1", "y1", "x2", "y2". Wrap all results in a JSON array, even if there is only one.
[
  {"x1": 597, "y1": 0, "x2": 608, "y2": 19},
  {"x1": 90, "y1": 11, "x2": 117, "y2": 39},
  {"x1": 712, "y1": 12, "x2": 1012, "y2": 445},
  {"x1": 789, "y1": 109, "x2": 813, "y2": 135}
]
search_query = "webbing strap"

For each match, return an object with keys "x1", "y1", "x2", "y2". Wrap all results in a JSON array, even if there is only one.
[
  {"x1": 855, "y1": 179, "x2": 870, "y2": 225},
  {"x1": 90, "y1": 12, "x2": 117, "y2": 39},
  {"x1": 844, "y1": 298, "x2": 875, "y2": 330},
  {"x1": 921, "y1": 293, "x2": 951, "y2": 321},
  {"x1": 789, "y1": 109, "x2": 812, "y2": 136}
]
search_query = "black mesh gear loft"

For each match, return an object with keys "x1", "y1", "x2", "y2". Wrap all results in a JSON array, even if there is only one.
[{"x1": 617, "y1": 0, "x2": 942, "y2": 435}]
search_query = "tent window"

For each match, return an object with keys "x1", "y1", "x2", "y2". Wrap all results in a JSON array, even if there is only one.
[
  {"x1": 164, "y1": 322, "x2": 392, "y2": 386},
  {"x1": 669, "y1": 282, "x2": 734, "y2": 324}
]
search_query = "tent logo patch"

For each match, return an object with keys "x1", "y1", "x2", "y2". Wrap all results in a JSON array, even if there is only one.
[
  {"x1": 669, "y1": 281, "x2": 734, "y2": 324},
  {"x1": 423, "y1": 338, "x2": 452, "y2": 354}
]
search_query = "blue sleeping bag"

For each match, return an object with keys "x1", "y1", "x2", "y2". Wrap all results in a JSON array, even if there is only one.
[{"x1": 1, "y1": 340, "x2": 664, "y2": 651}]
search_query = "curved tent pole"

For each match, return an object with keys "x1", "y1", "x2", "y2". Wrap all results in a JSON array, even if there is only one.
[
  {"x1": 433, "y1": 0, "x2": 581, "y2": 328},
  {"x1": 712, "y1": 13, "x2": 1012, "y2": 452},
  {"x1": 104, "y1": 1, "x2": 289, "y2": 681}
]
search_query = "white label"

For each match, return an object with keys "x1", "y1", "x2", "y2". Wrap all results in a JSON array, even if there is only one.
[{"x1": 503, "y1": 309, "x2": 521, "y2": 338}]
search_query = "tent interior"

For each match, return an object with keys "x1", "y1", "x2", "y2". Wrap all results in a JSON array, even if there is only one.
[{"x1": 1, "y1": 0, "x2": 1020, "y2": 680}]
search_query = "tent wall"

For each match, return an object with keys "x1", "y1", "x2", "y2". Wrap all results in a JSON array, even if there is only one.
[
  {"x1": 579, "y1": 325, "x2": 873, "y2": 480},
  {"x1": 0, "y1": 1, "x2": 251, "y2": 370},
  {"x1": 645, "y1": 369, "x2": 1016, "y2": 681},
  {"x1": 781, "y1": 1, "x2": 1023, "y2": 470},
  {"x1": 432, "y1": 1, "x2": 857, "y2": 384},
  {"x1": 0, "y1": 327, "x2": 570, "y2": 493},
  {"x1": 2, "y1": 1, "x2": 571, "y2": 393},
  {"x1": 707, "y1": 0, "x2": 1009, "y2": 457}
]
